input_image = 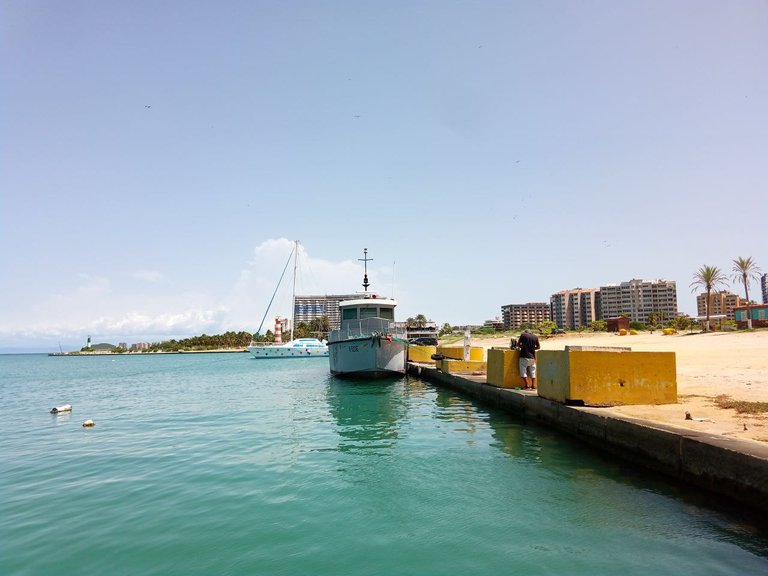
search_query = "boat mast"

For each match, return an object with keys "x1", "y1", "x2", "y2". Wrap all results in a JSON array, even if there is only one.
[
  {"x1": 359, "y1": 248, "x2": 372, "y2": 292},
  {"x1": 290, "y1": 240, "x2": 299, "y2": 340}
]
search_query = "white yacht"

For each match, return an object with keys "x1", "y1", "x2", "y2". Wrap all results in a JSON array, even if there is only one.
[
  {"x1": 248, "y1": 337, "x2": 328, "y2": 359},
  {"x1": 327, "y1": 250, "x2": 407, "y2": 378}
]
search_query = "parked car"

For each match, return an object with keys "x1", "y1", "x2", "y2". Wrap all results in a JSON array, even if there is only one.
[{"x1": 408, "y1": 337, "x2": 438, "y2": 346}]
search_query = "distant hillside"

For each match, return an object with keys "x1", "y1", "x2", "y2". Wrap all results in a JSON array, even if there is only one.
[{"x1": 89, "y1": 343, "x2": 117, "y2": 351}]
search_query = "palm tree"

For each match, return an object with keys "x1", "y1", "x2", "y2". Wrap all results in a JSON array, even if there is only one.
[
  {"x1": 690, "y1": 265, "x2": 728, "y2": 331},
  {"x1": 732, "y1": 256, "x2": 762, "y2": 329}
]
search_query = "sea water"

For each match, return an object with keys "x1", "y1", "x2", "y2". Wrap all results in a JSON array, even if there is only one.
[{"x1": 2, "y1": 353, "x2": 767, "y2": 576}]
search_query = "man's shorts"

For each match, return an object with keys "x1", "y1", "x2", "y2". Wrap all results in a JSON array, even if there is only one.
[{"x1": 519, "y1": 357, "x2": 536, "y2": 378}]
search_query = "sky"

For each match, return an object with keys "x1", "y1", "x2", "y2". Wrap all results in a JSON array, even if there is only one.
[{"x1": 2, "y1": 0, "x2": 766, "y2": 353}]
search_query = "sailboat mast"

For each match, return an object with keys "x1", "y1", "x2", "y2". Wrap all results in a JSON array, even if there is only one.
[{"x1": 290, "y1": 240, "x2": 299, "y2": 341}]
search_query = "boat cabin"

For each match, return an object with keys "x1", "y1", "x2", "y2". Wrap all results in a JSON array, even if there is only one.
[
  {"x1": 339, "y1": 295, "x2": 396, "y2": 326},
  {"x1": 329, "y1": 295, "x2": 405, "y2": 342}
]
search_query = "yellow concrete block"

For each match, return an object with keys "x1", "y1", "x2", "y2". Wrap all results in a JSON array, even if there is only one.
[
  {"x1": 662, "y1": 328, "x2": 677, "y2": 335},
  {"x1": 437, "y1": 346, "x2": 484, "y2": 361},
  {"x1": 407, "y1": 345, "x2": 437, "y2": 363},
  {"x1": 487, "y1": 349, "x2": 521, "y2": 388},
  {"x1": 437, "y1": 359, "x2": 487, "y2": 374},
  {"x1": 538, "y1": 349, "x2": 677, "y2": 406}
]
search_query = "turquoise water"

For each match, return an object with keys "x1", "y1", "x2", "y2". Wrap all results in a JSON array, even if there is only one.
[{"x1": 2, "y1": 353, "x2": 767, "y2": 575}]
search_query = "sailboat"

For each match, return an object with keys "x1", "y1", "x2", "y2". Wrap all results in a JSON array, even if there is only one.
[{"x1": 248, "y1": 241, "x2": 329, "y2": 359}]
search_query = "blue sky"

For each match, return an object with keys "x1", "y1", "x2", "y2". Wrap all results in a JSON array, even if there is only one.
[{"x1": 2, "y1": 0, "x2": 766, "y2": 352}]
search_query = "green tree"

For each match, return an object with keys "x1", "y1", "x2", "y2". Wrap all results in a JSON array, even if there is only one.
[
  {"x1": 690, "y1": 265, "x2": 728, "y2": 331},
  {"x1": 309, "y1": 316, "x2": 330, "y2": 340},
  {"x1": 535, "y1": 320, "x2": 557, "y2": 335},
  {"x1": 647, "y1": 312, "x2": 658, "y2": 333},
  {"x1": 673, "y1": 314, "x2": 691, "y2": 332},
  {"x1": 589, "y1": 320, "x2": 607, "y2": 332},
  {"x1": 294, "y1": 322, "x2": 311, "y2": 338},
  {"x1": 731, "y1": 256, "x2": 762, "y2": 329},
  {"x1": 439, "y1": 323, "x2": 452, "y2": 336}
]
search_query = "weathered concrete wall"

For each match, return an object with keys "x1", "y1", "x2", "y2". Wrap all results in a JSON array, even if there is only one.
[
  {"x1": 407, "y1": 363, "x2": 768, "y2": 514},
  {"x1": 538, "y1": 349, "x2": 677, "y2": 406}
]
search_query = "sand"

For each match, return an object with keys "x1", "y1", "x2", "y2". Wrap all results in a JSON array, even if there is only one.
[{"x1": 463, "y1": 330, "x2": 768, "y2": 443}]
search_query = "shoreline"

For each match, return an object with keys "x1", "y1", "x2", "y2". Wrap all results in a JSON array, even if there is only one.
[{"x1": 48, "y1": 349, "x2": 249, "y2": 356}]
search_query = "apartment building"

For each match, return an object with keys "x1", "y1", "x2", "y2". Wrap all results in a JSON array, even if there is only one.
[
  {"x1": 599, "y1": 279, "x2": 678, "y2": 324},
  {"x1": 550, "y1": 288, "x2": 601, "y2": 330},
  {"x1": 293, "y1": 294, "x2": 361, "y2": 330},
  {"x1": 501, "y1": 302, "x2": 551, "y2": 330},
  {"x1": 696, "y1": 291, "x2": 742, "y2": 320},
  {"x1": 762, "y1": 273, "x2": 768, "y2": 304}
]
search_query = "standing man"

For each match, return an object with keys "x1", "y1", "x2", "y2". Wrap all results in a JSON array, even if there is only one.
[{"x1": 518, "y1": 329, "x2": 540, "y2": 390}]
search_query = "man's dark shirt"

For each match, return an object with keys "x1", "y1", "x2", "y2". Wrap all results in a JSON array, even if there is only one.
[{"x1": 518, "y1": 331, "x2": 540, "y2": 359}]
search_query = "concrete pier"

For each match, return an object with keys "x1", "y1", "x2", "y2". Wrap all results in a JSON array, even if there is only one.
[{"x1": 408, "y1": 362, "x2": 768, "y2": 514}]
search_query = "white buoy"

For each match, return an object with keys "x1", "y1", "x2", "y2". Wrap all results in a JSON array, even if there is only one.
[
  {"x1": 50, "y1": 404, "x2": 72, "y2": 414},
  {"x1": 82, "y1": 419, "x2": 94, "y2": 427}
]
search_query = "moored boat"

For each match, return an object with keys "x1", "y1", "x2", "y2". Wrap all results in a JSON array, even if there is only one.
[
  {"x1": 327, "y1": 249, "x2": 407, "y2": 378},
  {"x1": 248, "y1": 337, "x2": 328, "y2": 359}
]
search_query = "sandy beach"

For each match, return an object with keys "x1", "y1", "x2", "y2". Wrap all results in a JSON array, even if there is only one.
[{"x1": 464, "y1": 330, "x2": 768, "y2": 443}]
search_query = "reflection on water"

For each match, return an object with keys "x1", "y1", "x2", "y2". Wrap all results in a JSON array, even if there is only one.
[{"x1": 325, "y1": 376, "x2": 409, "y2": 453}]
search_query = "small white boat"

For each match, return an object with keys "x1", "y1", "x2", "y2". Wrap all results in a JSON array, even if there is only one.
[
  {"x1": 327, "y1": 249, "x2": 407, "y2": 378},
  {"x1": 248, "y1": 337, "x2": 328, "y2": 359}
]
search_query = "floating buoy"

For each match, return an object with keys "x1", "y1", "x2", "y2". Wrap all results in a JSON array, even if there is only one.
[
  {"x1": 50, "y1": 404, "x2": 72, "y2": 414},
  {"x1": 82, "y1": 419, "x2": 94, "y2": 427}
]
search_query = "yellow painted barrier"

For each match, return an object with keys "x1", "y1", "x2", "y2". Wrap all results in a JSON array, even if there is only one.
[
  {"x1": 662, "y1": 328, "x2": 677, "y2": 335},
  {"x1": 538, "y1": 347, "x2": 677, "y2": 406},
  {"x1": 437, "y1": 345, "x2": 484, "y2": 361},
  {"x1": 407, "y1": 345, "x2": 437, "y2": 363},
  {"x1": 487, "y1": 349, "x2": 521, "y2": 388},
  {"x1": 437, "y1": 359, "x2": 487, "y2": 375}
]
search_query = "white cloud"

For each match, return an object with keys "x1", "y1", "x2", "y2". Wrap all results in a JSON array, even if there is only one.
[
  {"x1": 0, "y1": 238, "x2": 397, "y2": 350},
  {"x1": 131, "y1": 270, "x2": 165, "y2": 283}
]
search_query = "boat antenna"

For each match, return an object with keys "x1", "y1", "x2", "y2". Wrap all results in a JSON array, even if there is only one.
[
  {"x1": 359, "y1": 248, "x2": 372, "y2": 292},
  {"x1": 255, "y1": 242, "x2": 296, "y2": 336}
]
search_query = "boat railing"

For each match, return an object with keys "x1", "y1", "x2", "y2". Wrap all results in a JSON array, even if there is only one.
[{"x1": 329, "y1": 318, "x2": 407, "y2": 342}]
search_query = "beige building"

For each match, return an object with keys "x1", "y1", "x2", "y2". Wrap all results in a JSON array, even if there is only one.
[
  {"x1": 550, "y1": 288, "x2": 601, "y2": 330},
  {"x1": 501, "y1": 302, "x2": 551, "y2": 330},
  {"x1": 599, "y1": 279, "x2": 678, "y2": 324},
  {"x1": 696, "y1": 291, "x2": 742, "y2": 320}
]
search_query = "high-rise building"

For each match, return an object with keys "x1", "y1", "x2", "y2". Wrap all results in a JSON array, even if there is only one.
[
  {"x1": 550, "y1": 288, "x2": 601, "y2": 330},
  {"x1": 696, "y1": 291, "x2": 742, "y2": 320},
  {"x1": 762, "y1": 273, "x2": 768, "y2": 304},
  {"x1": 599, "y1": 279, "x2": 677, "y2": 324},
  {"x1": 293, "y1": 294, "x2": 362, "y2": 330},
  {"x1": 501, "y1": 302, "x2": 551, "y2": 330}
]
